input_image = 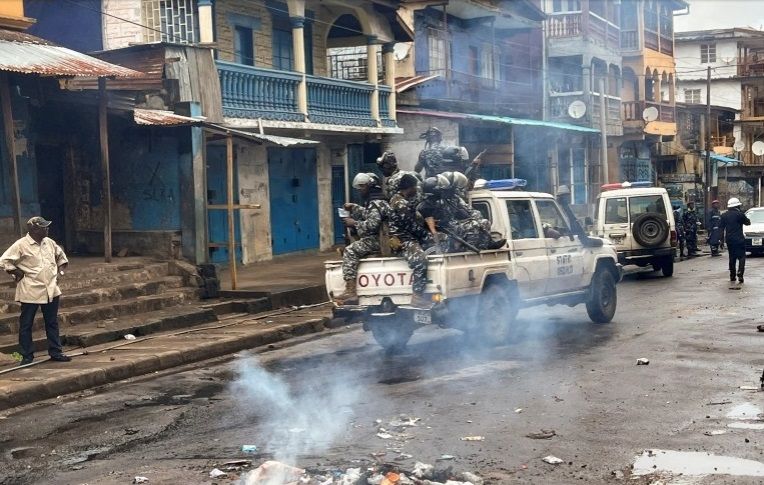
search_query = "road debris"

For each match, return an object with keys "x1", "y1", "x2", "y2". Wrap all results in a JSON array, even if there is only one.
[
  {"x1": 437, "y1": 455, "x2": 456, "y2": 461},
  {"x1": 756, "y1": 324, "x2": 764, "y2": 332},
  {"x1": 124, "y1": 334, "x2": 136, "y2": 340},
  {"x1": 542, "y1": 455, "x2": 564, "y2": 465},
  {"x1": 636, "y1": 358, "x2": 650, "y2": 365},
  {"x1": 704, "y1": 430, "x2": 728, "y2": 436},
  {"x1": 241, "y1": 460, "x2": 304, "y2": 485},
  {"x1": 389, "y1": 415, "x2": 420, "y2": 428},
  {"x1": 133, "y1": 477, "x2": 149, "y2": 484},
  {"x1": 209, "y1": 468, "x2": 227, "y2": 478},
  {"x1": 377, "y1": 432, "x2": 393, "y2": 439},
  {"x1": 611, "y1": 470, "x2": 624, "y2": 479},
  {"x1": 706, "y1": 401, "x2": 733, "y2": 406},
  {"x1": 412, "y1": 462, "x2": 434, "y2": 479},
  {"x1": 241, "y1": 444, "x2": 258, "y2": 453},
  {"x1": 514, "y1": 408, "x2": 523, "y2": 413},
  {"x1": 460, "y1": 436, "x2": 485, "y2": 441},
  {"x1": 740, "y1": 386, "x2": 759, "y2": 391},
  {"x1": 525, "y1": 429, "x2": 556, "y2": 440}
]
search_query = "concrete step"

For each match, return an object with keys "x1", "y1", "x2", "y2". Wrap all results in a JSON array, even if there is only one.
[
  {"x1": 0, "y1": 305, "x2": 222, "y2": 354},
  {"x1": 0, "y1": 288, "x2": 201, "y2": 335},
  {"x1": 0, "y1": 276, "x2": 186, "y2": 315},
  {"x1": 0, "y1": 263, "x2": 171, "y2": 297}
]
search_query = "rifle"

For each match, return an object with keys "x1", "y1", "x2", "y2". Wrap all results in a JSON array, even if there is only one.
[{"x1": 439, "y1": 226, "x2": 481, "y2": 254}]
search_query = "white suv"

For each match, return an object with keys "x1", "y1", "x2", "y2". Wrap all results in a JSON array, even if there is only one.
[{"x1": 593, "y1": 184, "x2": 676, "y2": 277}]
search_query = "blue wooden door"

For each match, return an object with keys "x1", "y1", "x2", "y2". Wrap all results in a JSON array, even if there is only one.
[
  {"x1": 207, "y1": 146, "x2": 242, "y2": 263},
  {"x1": 331, "y1": 165, "x2": 345, "y2": 244},
  {"x1": 268, "y1": 148, "x2": 319, "y2": 254}
]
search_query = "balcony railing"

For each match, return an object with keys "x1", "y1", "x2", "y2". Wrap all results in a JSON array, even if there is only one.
[
  {"x1": 547, "y1": 12, "x2": 582, "y2": 38},
  {"x1": 217, "y1": 61, "x2": 303, "y2": 121},
  {"x1": 623, "y1": 100, "x2": 675, "y2": 123},
  {"x1": 591, "y1": 94, "x2": 623, "y2": 124},
  {"x1": 217, "y1": 60, "x2": 393, "y2": 127}
]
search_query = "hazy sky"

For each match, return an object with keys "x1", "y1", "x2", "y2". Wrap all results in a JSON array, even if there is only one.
[{"x1": 674, "y1": 0, "x2": 764, "y2": 32}]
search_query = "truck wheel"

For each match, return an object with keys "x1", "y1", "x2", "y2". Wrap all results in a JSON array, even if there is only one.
[
  {"x1": 586, "y1": 270, "x2": 617, "y2": 324},
  {"x1": 475, "y1": 283, "x2": 517, "y2": 343},
  {"x1": 370, "y1": 318, "x2": 413, "y2": 354},
  {"x1": 660, "y1": 256, "x2": 674, "y2": 277},
  {"x1": 632, "y1": 213, "x2": 669, "y2": 248}
]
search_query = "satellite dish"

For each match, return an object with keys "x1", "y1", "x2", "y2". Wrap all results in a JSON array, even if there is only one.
[
  {"x1": 567, "y1": 100, "x2": 587, "y2": 119},
  {"x1": 642, "y1": 106, "x2": 659, "y2": 122},
  {"x1": 753, "y1": 141, "x2": 764, "y2": 157},
  {"x1": 733, "y1": 140, "x2": 746, "y2": 152}
]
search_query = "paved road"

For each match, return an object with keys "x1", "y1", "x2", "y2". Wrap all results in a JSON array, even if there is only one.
[{"x1": 2, "y1": 254, "x2": 764, "y2": 484}]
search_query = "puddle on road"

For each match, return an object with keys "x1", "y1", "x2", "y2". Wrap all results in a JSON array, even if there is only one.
[
  {"x1": 725, "y1": 403, "x2": 763, "y2": 420},
  {"x1": 633, "y1": 449, "x2": 764, "y2": 479}
]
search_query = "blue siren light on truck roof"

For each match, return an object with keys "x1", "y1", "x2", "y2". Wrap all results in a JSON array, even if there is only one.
[
  {"x1": 601, "y1": 181, "x2": 653, "y2": 191},
  {"x1": 474, "y1": 179, "x2": 528, "y2": 190}
]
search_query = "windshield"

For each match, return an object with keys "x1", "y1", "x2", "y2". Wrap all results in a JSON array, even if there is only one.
[
  {"x1": 629, "y1": 195, "x2": 667, "y2": 220},
  {"x1": 748, "y1": 210, "x2": 764, "y2": 223}
]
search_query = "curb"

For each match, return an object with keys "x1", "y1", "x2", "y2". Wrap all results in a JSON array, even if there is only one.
[
  {"x1": 219, "y1": 285, "x2": 327, "y2": 309},
  {"x1": 0, "y1": 316, "x2": 329, "y2": 412}
]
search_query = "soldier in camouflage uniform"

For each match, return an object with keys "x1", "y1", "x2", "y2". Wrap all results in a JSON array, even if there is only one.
[
  {"x1": 683, "y1": 201, "x2": 700, "y2": 256},
  {"x1": 672, "y1": 201, "x2": 686, "y2": 260},
  {"x1": 418, "y1": 175, "x2": 506, "y2": 252},
  {"x1": 376, "y1": 151, "x2": 422, "y2": 200},
  {"x1": 389, "y1": 174, "x2": 431, "y2": 309},
  {"x1": 334, "y1": 173, "x2": 390, "y2": 305},
  {"x1": 415, "y1": 127, "x2": 447, "y2": 178}
]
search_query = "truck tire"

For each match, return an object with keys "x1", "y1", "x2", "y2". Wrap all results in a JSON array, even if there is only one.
[
  {"x1": 475, "y1": 283, "x2": 517, "y2": 343},
  {"x1": 369, "y1": 317, "x2": 413, "y2": 354},
  {"x1": 632, "y1": 213, "x2": 669, "y2": 248},
  {"x1": 586, "y1": 270, "x2": 617, "y2": 324},
  {"x1": 660, "y1": 256, "x2": 674, "y2": 277}
]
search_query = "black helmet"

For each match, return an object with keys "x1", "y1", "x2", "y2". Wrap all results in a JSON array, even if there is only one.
[
  {"x1": 442, "y1": 145, "x2": 469, "y2": 162},
  {"x1": 419, "y1": 126, "x2": 443, "y2": 140}
]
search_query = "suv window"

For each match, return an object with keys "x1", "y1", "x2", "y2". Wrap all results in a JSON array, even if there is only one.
[
  {"x1": 605, "y1": 197, "x2": 628, "y2": 224},
  {"x1": 629, "y1": 195, "x2": 667, "y2": 219},
  {"x1": 506, "y1": 200, "x2": 539, "y2": 239},
  {"x1": 535, "y1": 199, "x2": 571, "y2": 236}
]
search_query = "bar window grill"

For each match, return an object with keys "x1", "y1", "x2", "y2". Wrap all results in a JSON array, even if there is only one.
[{"x1": 142, "y1": 0, "x2": 198, "y2": 44}]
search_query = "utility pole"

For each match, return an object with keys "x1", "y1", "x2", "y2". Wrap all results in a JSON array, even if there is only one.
[
  {"x1": 599, "y1": 78, "x2": 609, "y2": 184},
  {"x1": 705, "y1": 65, "x2": 712, "y2": 220}
]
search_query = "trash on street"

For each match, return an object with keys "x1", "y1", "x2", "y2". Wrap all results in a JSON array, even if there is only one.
[
  {"x1": 133, "y1": 477, "x2": 149, "y2": 484},
  {"x1": 241, "y1": 460, "x2": 304, "y2": 485},
  {"x1": 636, "y1": 358, "x2": 650, "y2": 365},
  {"x1": 412, "y1": 462, "x2": 434, "y2": 478},
  {"x1": 209, "y1": 468, "x2": 227, "y2": 478},
  {"x1": 525, "y1": 429, "x2": 556, "y2": 439},
  {"x1": 542, "y1": 455, "x2": 564, "y2": 465},
  {"x1": 241, "y1": 444, "x2": 258, "y2": 453},
  {"x1": 437, "y1": 454, "x2": 456, "y2": 461},
  {"x1": 124, "y1": 334, "x2": 137, "y2": 340},
  {"x1": 460, "y1": 436, "x2": 485, "y2": 441}
]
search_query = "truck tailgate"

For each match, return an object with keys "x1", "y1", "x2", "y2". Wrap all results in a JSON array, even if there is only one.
[{"x1": 325, "y1": 249, "x2": 511, "y2": 306}]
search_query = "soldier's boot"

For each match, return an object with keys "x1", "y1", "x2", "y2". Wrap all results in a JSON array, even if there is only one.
[
  {"x1": 335, "y1": 280, "x2": 359, "y2": 305},
  {"x1": 730, "y1": 271, "x2": 737, "y2": 282},
  {"x1": 409, "y1": 292, "x2": 431, "y2": 309}
]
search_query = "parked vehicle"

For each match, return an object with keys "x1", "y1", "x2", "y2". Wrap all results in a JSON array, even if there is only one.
[
  {"x1": 326, "y1": 181, "x2": 623, "y2": 352},
  {"x1": 745, "y1": 207, "x2": 764, "y2": 256},
  {"x1": 593, "y1": 182, "x2": 676, "y2": 277}
]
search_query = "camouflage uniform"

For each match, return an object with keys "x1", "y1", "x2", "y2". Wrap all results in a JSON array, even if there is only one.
[
  {"x1": 708, "y1": 208, "x2": 722, "y2": 255},
  {"x1": 389, "y1": 193, "x2": 430, "y2": 293},
  {"x1": 673, "y1": 208, "x2": 686, "y2": 258},
  {"x1": 342, "y1": 198, "x2": 390, "y2": 281},
  {"x1": 384, "y1": 170, "x2": 422, "y2": 201},
  {"x1": 683, "y1": 207, "x2": 699, "y2": 254},
  {"x1": 416, "y1": 144, "x2": 449, "y2": 178},
  {"x1": 417, "y1": 193, "x2": 494, "y2": 251}
]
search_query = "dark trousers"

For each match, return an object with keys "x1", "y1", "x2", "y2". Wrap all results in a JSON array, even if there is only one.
[
  {"x1": 19, "y1": 296, "x2": 63, "y2": 360},
  {"x1": 728, "y1": 243, "x2": 746, "y2": 278}
]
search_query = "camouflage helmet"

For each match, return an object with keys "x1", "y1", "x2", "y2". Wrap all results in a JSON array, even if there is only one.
[
  {"x1": 352, "y1": 172, "x2": 381, "y2": 190},
  {"x1": 419, "y1": 126, "x2": 443, "y2": 141},
  {"x1": 442, "y1": 145, "x2": 469, "y2": 162},
  {"x1": 441, "y1": 171, "x2": 469, "y2": 190}
]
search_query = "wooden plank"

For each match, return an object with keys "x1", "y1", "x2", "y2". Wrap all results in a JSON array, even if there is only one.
[
  {"x1": 99, "y1": 77, "x2": 112, "y2": 263},
  {"x1": 226, "y1": 134, "x2": 237, "y2": 290},
  {"x1": 0, "y1": 72, "x2": 22, "y2": 236}
]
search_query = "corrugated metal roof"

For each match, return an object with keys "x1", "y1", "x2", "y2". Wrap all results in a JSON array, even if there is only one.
[
  {"x1": 0, "y1": 29, "x2": 141, "y2": 77},
  {"x1": 397, "y1": 109, "x2": 600, "y2": 134},
  {"x1": 133, "y1": 109, "x2": 319, "y2": 147},
  {"x1": 395, "y1": 75, "x2": 439, "y2": 93}
]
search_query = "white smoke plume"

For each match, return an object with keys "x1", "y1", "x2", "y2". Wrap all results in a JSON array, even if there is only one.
[{"x1": 231, "y1": 354, "x2": 361, "y2": 484}]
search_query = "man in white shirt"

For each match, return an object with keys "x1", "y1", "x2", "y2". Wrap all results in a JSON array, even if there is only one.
[{"x1": 1, "y1": 217, "x2": 71, "y2": 365}]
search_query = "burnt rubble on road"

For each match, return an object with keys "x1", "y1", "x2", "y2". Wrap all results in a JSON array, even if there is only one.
[{"x1": 231, "y1": 459, "x2": 485, "y2": 485}]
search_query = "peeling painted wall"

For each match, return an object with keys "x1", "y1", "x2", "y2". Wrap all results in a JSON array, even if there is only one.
[{"x1": 237, "y1": 143, "x2": 273, "y2": 263}]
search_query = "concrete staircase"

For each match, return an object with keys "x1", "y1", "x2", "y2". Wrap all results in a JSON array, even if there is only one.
[{"x1": 0, "y1": 258, "x2": 215, "y2": 354}]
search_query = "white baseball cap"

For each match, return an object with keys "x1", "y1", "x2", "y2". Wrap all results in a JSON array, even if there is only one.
[{"x1": 728, "y1": 197, "x2": 742, "y2": 208}]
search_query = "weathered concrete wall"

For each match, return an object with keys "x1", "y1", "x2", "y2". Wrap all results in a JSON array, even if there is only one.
[
  {"x1": 388, "y1": 113, "x2": 459, "y2": 172},
  {"x1": 237, "y1": 143, "x2": 273, "y2": 264},
  {"x1": 316, "y1": 143, "x2": 333, "y2": 250},
  {"x1": 102, "y1": 0, "x2": 144, "y2": 50}
]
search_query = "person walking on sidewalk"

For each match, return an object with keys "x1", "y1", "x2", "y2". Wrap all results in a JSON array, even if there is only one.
[
  {"x1": 719, "y1": 198, "x2": 751, "y2": 284},
  {"x1": 0, "y1": 217, "x2": 72, "y2": 365}
]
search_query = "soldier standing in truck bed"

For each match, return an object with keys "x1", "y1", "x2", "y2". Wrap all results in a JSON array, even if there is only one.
[{"x1": 376, "y1": 151, "x2": 422, "y2": 200}]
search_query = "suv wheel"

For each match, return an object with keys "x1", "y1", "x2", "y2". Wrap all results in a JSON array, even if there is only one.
[
  {"x1": 632, "y1": 213, "x2": 669, "y2": 248},
  {"x1": 586, "y1": 270, "x2": 617, "y2": 323}
]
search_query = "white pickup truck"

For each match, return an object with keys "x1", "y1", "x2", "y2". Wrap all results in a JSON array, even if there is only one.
[{"x1": 326, "y1": 186, "x2": 622, "y2": 351}]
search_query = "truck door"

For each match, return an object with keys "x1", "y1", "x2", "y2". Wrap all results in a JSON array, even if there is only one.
[
  {"x1": 505, "y1": 199, "x2": 549, "y2": 299},
  {"x1": 535, "y1": 199, "x2": 586, "y2": 292},
  {"x1": 600, "y1": 196, "x2": 631, "y2": 250}
]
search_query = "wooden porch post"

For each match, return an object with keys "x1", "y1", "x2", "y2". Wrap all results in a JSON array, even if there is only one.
[
  {"x1": 0, "y1": 72, "x2": 22, "y2": 236},
  {"x1": 99, "y1": 77, "x2": 112, "y2": 262},
  {"x1": 226, "y1": 133, "x2": 237, "y2": 290},
  {"x1": 367, "y1": 37, "x2": 380, "y2": 125}
]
